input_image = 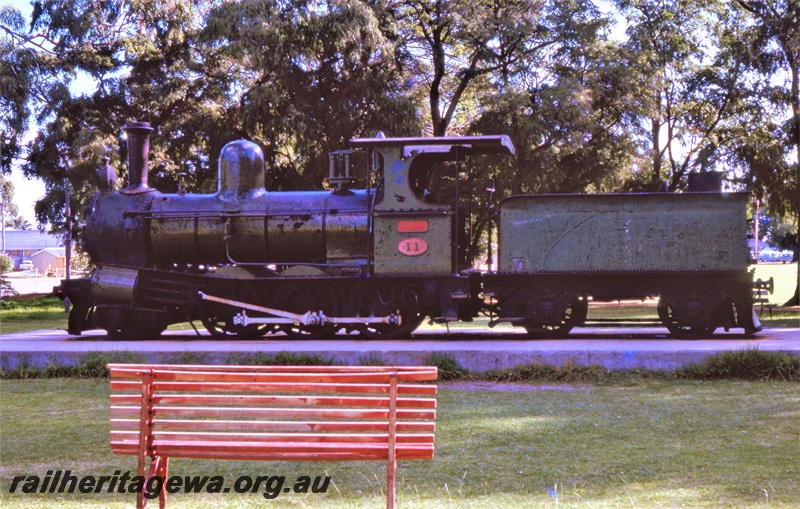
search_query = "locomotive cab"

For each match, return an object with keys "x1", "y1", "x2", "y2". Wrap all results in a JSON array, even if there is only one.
[{"x1": 350, "y1": 136, "x2": 514, "y2": 278}]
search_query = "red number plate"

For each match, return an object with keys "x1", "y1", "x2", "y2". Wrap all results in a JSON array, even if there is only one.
[{"x1": 397, "y1": 237, "x2": 428, "y2": 256}]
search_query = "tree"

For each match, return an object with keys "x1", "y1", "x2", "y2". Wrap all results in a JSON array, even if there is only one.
[
  {"x1": 8, "y1": 0, "x2": 418, "y2": 243},
  {"x1": 385, "y1": 0, "x2": 564, "y2": 136},
  {"x1": 17, "y1": 0, "x2": 222, "y2": 238},
  {"x1": 613, "y1": 0, "x2": 745, "y2": 190},
  {"x1": 732, "y1": 0, "x2": 800, "y2": 302},
  {"x1": 201, "y1": 0, "x2": 419, "y2": 189},
  {"x1": 0, "y1": 174, "x2": 31, "y2": 229},
  {"x1": 0, "y1": 252, "x2": 11, "y2": 273},
  {"x1": 734, "y1": 1, "x2": 800, "y2": 188},
  {"x1": 456, "y1": 1, "x2": 635, "y2": 258},
  {"x1": 1, "y1": 4, "x2": 38, "y2": 174},
  {"x1": 0, "y1": 252, "x2": 15, "y2": 298}
]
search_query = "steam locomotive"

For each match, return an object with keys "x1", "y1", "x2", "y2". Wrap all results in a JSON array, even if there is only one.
[{"x1": 58, "y1": 122, "x2": 760, "y2": 339}]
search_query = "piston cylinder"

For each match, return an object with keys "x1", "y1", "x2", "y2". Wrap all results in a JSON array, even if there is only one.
[{"x1": 91, "y1": 266, "x2": 139, "y2": 303}]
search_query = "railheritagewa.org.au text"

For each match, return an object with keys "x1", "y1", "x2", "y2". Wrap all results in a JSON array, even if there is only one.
[{"x1": 8, "y1": 469, "x2": 331, "y2": 500}]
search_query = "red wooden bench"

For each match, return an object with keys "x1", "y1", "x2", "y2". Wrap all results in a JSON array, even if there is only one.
[{"x1": 108, "y1": 364, "x2": 438, "y2": 509}]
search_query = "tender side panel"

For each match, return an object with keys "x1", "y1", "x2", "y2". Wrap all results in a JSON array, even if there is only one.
[{"x1": 498, "y1": 193, "x2": 749, "y2": 274}]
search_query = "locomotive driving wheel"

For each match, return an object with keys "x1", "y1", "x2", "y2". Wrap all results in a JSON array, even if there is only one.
[
  {"x1": 200, "y1": 285, "x2": 277, "y2": 339},
  {"x1": 523, "y1": 298, "x2": 588, "y2": 339},
  {"x1": 200, "y1": 314, "x2": 276, "y2": 339},
  {"x1": 278, "y1": 283, "x2": 339, "y2": 339},
  {"x1": 657, "y1": 298, "x2": 716, "y2": 339},
  {"x1": 352, "y1": 286, "x2": 423, "y2": 339}
]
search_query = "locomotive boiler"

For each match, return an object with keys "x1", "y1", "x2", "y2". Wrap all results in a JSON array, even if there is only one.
[
  {"x1": 58, "y1": 122, "x2": 761, "y2": 339},
  {"x1": 60, "y1": 122, "x2": 516, "y2": 338}
]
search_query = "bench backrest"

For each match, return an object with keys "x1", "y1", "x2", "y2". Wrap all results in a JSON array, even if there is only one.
[{"x1": 109, "y1": 364, "x2": 438, "y2": 463}]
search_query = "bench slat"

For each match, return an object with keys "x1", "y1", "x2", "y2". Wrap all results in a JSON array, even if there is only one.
[
  {"x1": 117, "y1": 449, "x2": 434, "y2": 462},
  {"x1": 110, "y1": 368, "x2": 436, "y2": 383},
  {"x1": 111, "y1": 445, "x2": 434, "y2": 461},
  {"x1": 111, "y1": 380, "x2": 437, "y2": 395},
  {"x1": 109, "y1": 363, "x2": 437, "y2": 374},
  {"x1": 110, "y1": 394, "x2": 437, "y2": 408},
  {"x1": 111, "y1": 431, "x2": 434, "y2": 444},
  {"x1": 111, "y1": 418, "x2": 435, "y2": 433},
  {"x1": 150, "y1": 440, "x2": 433, "y2": 457},
  {"x1": 110, "y1": 405, "x2": 435, "y2": 420}
]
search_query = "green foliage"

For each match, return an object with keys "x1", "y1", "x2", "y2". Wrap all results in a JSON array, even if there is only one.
[
  {"x1": 201, "y1": 0, "x2": 419, "y2": 188},
  {"x1": 680, "y1": 347, "x2": 800, "y2": 381},
  {"x1": 481, "y1": 361, "x2": 670, "y2": 384},
  {"x1": 730, "y1": 0, "x2": 800, "y2": 220},
  {"x1": 0, "y1": 294, "x2": 58, "y2": 309},
  {"x1": 479, "y1": 349, "x2": 800, "y2": 384},
  {"x1": 224, "y1": 351, "x2": 336, "y2": 366},
  {"x1": 0, "y1": 294, "x2": 64, "y2": 325},
  {"x1": 0, "y1": 174, "x2": 28, "y2": 228},
  {"x1": 0, "y1": 252, "x2": 12, "y2": 273},
  {"x1": 769, "y1": 219, "x2": 798, "y2": 258},
  {"x1": 358, "y1": 353, "x2": 387, "y2": 366},
  {"x1": 0, "y1": 275, "x2": 16, "y2": 298},
  {"x1": 3, "y1": 347, "x2": 799, "y2": 384},
  {"x1": 1, "y1": 351, "x2": 146, "y2": 380},
  {"x1": 424, "y1": 352, "x2": 467, "y2": 381}
]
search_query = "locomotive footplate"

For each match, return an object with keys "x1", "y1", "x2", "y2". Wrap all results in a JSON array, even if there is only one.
[{"x1": 199, "y1": 292, "x2": 402, "y2": 327}]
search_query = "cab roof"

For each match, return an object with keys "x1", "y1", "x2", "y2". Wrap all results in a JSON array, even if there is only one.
[{"x1": 350, "y1": 135, "x2": 515, "y2": 156}]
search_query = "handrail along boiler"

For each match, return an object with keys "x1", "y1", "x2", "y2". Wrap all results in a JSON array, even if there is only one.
[{"x1": 58, "y1": 122, "x2": 760, "y2": 339}]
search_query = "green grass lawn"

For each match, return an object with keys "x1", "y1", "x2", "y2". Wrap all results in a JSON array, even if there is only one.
[
  {"x1": 1, "y1": 378, "x2": 798, "y2": 508},
  {"x1": 0, "y1": 295, "x2": 69, "y2": 335},
  {"x1": 750, "y1": 262, "x2": 798, "y2": 306},
  {"x1": 0, "y1": 295, "x2": 200, "y2": 335}
]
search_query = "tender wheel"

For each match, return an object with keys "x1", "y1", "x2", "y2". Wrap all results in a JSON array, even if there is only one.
[
  {"x1": 657, "y1": 298, "x2": 716, "y2": 339},
  {"x1": 523, "y1": 298, "x2": 588, "y2": 339}
]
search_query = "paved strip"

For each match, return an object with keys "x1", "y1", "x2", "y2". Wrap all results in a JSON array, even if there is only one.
[{"x1": 2, "y1": 327, "x2": 799, "y2": 371}]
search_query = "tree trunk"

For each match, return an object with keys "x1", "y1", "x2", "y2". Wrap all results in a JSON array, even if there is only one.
[{"x1": 788, "y1": 52, "x2": 800, "y2": 306}]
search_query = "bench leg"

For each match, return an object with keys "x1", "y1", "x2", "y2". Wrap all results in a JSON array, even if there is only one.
[
  {"x1": 137, "y1": 371, "x2": 156, "y2": 509},
  {"x1": 139, "y1": 455, "x2": 169, "y2": 509},
  {"x1": 158, "y1": 457, "x2": 169, "y2": 508},
  {"x1": 386, "y1": 372, "x2": 398, "y2": 509},
  {"x1": 137, "y1": 456, "x2": 157, "y2": 509},
  {"x1": 386, "y1": 456, "x2": 396, "y2": 509}
]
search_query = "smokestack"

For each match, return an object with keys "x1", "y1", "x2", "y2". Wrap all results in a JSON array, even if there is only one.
[{"x1": 122, "y1": 121, "x2": 154, "y2": 194}]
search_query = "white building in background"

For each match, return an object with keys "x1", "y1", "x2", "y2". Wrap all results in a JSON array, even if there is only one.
[
  {"x1": 31, "y1": 248, "x2": 70, "y2": 277},
  {"x1": 1, "y1": 230, "x2": 65, "y2": 269}
]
